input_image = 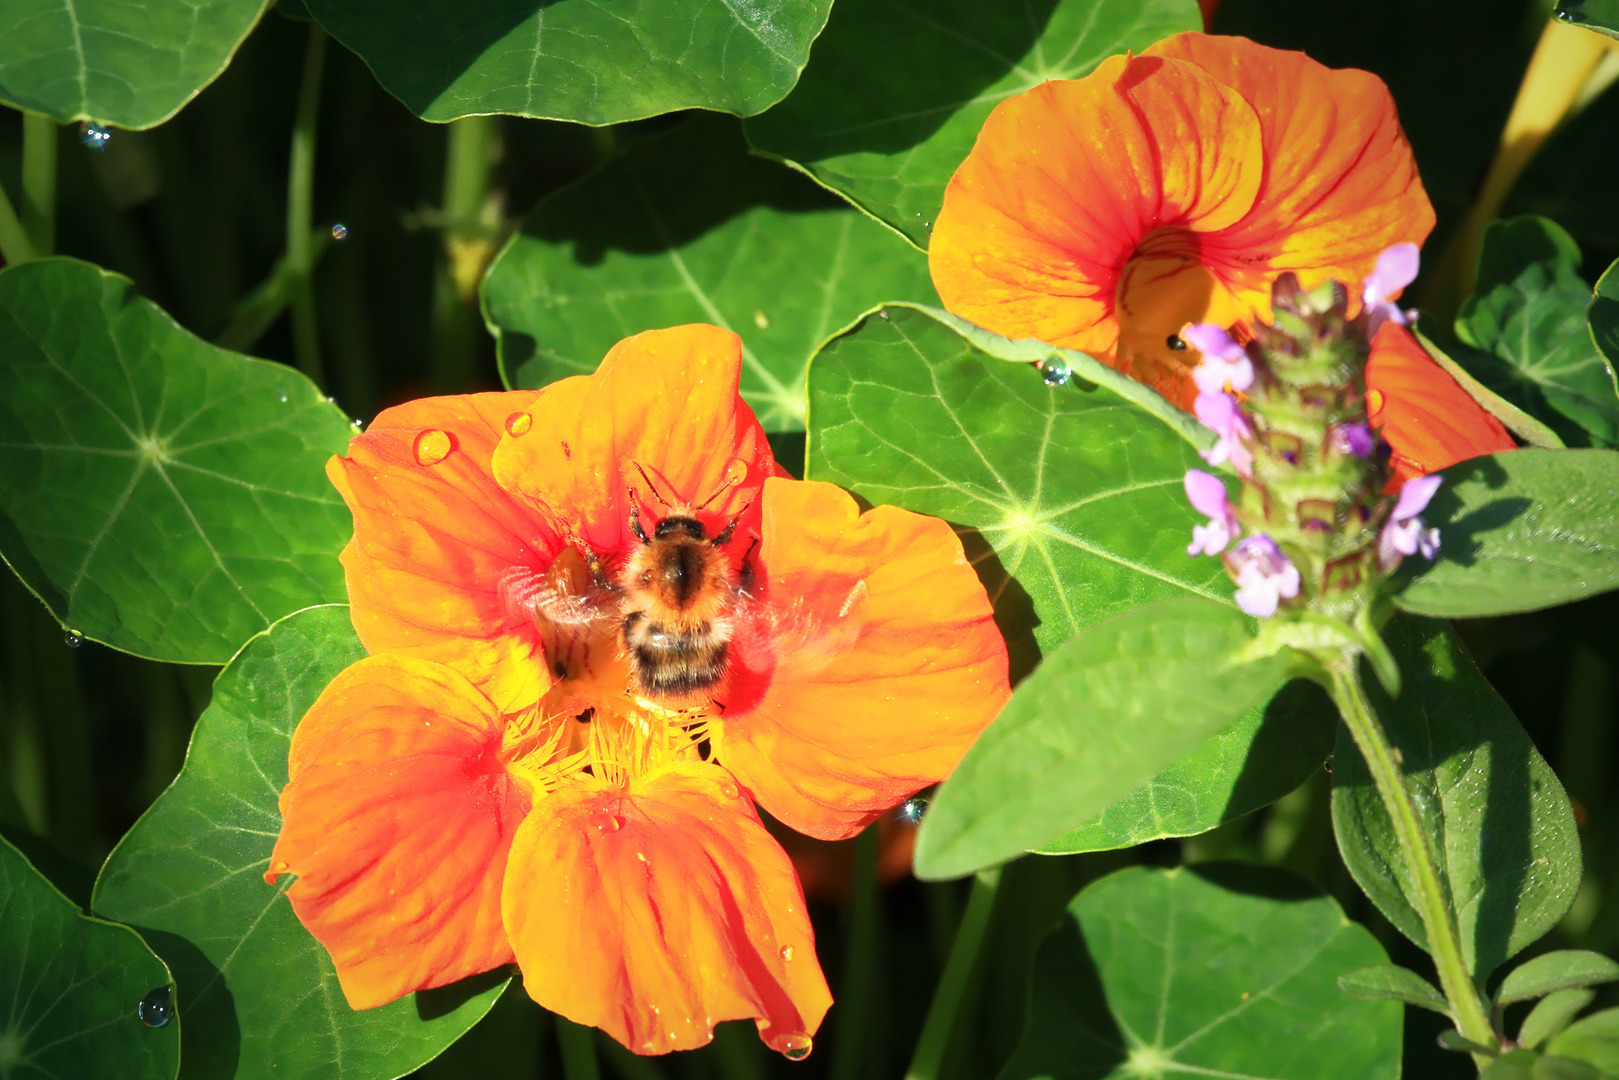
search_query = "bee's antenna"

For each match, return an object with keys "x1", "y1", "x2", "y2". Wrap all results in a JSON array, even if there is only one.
[
  {"x1": 712, "y1": 501, "x2": 753, "y2": 547},
  {"x1": 694, "y1": 471, "x2": 742, "y2": 512},
  {"x1": 630, "y1": 462, "x2": 674, "y2": 508}
]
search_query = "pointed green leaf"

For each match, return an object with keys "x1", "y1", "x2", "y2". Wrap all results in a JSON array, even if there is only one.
[
  {"x1": 1580, "y1": 256, "x2": 1619, "y2": 434},
  {"x1": 0, "y1": 258, "x2": 353, "y2": 664},
  {"x1": 1549, "y1": 1008, "x2": 1619, "y2": 1076},
  {"x1": 1499, "y1": 952, "x2": 1619, "y2": 1006},
  {"x1": 0, "y1": 835, "x2": 178, "y2": 1080},
  {"x1": 1454, "y1": 217, "x2": 1619, "y2": 447},
  {"x1": 1482, "y1": 1050, "x2": 1544, "y2": 1079},
  {"x1": 1337, "y1": 964, "x2": 1450, "y2": 1014},
  {"x1": 914, "y1": 597, "x2": 1297, "y2": 880},
  {"x1": 1395, "y1": 449, "x2": 1619, "y2": 618},
  {"x1": 1002, "y1": 864, "x2": 1401, "y2": 1080},
  {"x1": 0, "y1": 0, "x2": 267, "y2": 128},
  {"x1": 1332, "y1": 616, "x2": 1581, "y2": 979},
  {"x1": 1555, "y1": 4, "x2": 1619, "y2": 39},
  {"x1": 1521, "y1": 990, "x2": 1598, "y2": 1051},
  {"x1": 746, "y1": 0, "x2": 1201, "y2": 247},
  {"x1": 301, "y1": 0, "x2": 833, "y2": 124},
  {"x1": 93, "y1": 605, "x2": 506, "y2": 1080},
  {"x1": 483, "y1": 117, "x2": 936, "y2": 433}
]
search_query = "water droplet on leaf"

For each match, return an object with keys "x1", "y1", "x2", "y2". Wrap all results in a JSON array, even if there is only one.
[
  {"x1": 1039, "y1": 359, "x2": 1072, "y2": 387},
  {"x1": 898, "y1": 795, "x2": 928, "y2": 825},
  {"x1": 771, "y1": 1032, "x2": 812, "y2": 1060},
  {"x1": 413, "y1": 429, "x2": 453, "y2": 466},
  {"x1": 277, "y1": 390, "x2": 289, "y2": 403},
  {"x1": 138, "y1": 986, "x2": 173, "y2": 1027},
  {"x1": 331, "y1": 223, "x2": 349, "y2": 240},
  {"x1": 878, "y1": 309, "x2": 890, "y2": 321},
  {"x1": 63, "y1": 631, "x2": 82, "y2": 648},
  {"x1": 779, "y1": 945, "x2": 793, "y2": 961},
  {"x1": 80, "y1": 123, "x2": 112, "y2": 151},
  {"x1": 504, "y1": 411, "x2": 533, "y2": 437}
]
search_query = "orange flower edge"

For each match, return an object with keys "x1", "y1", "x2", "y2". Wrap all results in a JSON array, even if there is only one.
[{"x1": 275, "y1": 324, "x2": 1010, "y2": 1054}]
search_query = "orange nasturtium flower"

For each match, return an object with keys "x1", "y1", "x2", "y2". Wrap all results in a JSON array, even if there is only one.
[
  {"x1": 929, "y1": 31, "x2": 1515, "y2": 485},
  {"x1": 266, "y1": 324, "x2": 1009, "y2": 1056}
]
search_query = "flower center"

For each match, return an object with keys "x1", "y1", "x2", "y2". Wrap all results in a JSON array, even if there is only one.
[{"x1": 1114, "y1": 228, "x2": 1248, "y2": 407}]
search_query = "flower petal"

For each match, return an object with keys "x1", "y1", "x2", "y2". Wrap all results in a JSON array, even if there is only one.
[
  {"x1": 1366, "y1": 324, "x2": 1517, "y2": 488},
  {"x1": 503, "y1": 764, "x2": 831, "y2": 1056},
  {"x1": 714, "y1": 478, "x2": 1009, "y2": 840},
  {"x1": 928, "y1": 51, "x2": 1264, "y2": 360},
  {"x1": 491, "y1": 325, "x2": 780, "y2": 562},
  {"x1": 269, "y1": 655, "x2": 529, "y2": 1009},
  {"x1": 330, "y1": 392, "x2": 560, "y2": 712},
  {"x1": 1183, "y1": 469, "x2": 1230, "y2": 519}
]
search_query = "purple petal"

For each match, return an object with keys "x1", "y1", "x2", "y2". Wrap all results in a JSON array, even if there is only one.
[
  {"x1": 1183, "y1": 469, "x2": 1230, "y2": 518},
  {"x1": 1182, "y1": 322, "x2": 1245, "y2": 361},
  {"x1": 1363, "y1": 242, "x2": 1421, "y2": 306},
  {"x1": 1234, "y1": 583, "x2": 1279, "y2": 617},
  {"x1": 1194, "y1": 391, "x2": 1243, "y2": 437},
  {"x1": 1394, "y1": 473, "x2": 1443, "y2": 520}
]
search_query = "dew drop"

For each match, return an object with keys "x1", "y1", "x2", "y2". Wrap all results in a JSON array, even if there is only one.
[
  {"x1": 413, "y1": 429, "x2": 453, "y2": 466},
  {"x1": 779, "y1": 945, "x2": 793, "y2": 961},
  {"x1": 331, "y1": 223, "x2": 349, "y2": 240},
  {"x1": 753, "y1": 310, "x2": 771, "y2": 330},
  {"x1": 898, "y1": 795, "x2": 928, "y2": 825},
  {"x1": 771, "y1": 1032, "x2": 813, "y2": 1061},
  {"x1": 1166, "y1": 334, "x2": 1187, "y2": 352},
  {"x1": 138, "y1": 985, "x2": 173, "y2": 1028},
  {"x1": 277, "y1": 390, "x2": 289, "y2": 403},
  {"x1": 350, "y1": 418, "x2": 362, "y2": 430},
  {"x1": 1039, "y1": 358, "x2": 1072, "y2": 387},
  {"x1": 504, "y1": 411, "x2": 533, "y2": 437},
  {"x1": 80, "y1": 122, "x2": 112, "y2": 152},
  {"x1": 63, "y1": 631, "x2": 83, "y2": 648},
  {"x1": 878, "y1": 309, "x2": 890, "y2": 321},
  {"x1": 593, "y1": 812, "x2": 623, "y2": 833},
  {"x1": 720, "y1": 781, "x2": 739, "y2": 799}
]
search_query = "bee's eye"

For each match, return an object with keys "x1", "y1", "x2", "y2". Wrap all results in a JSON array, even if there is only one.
[{"x1": 639, "y1": 570, "x2": 652, "y2": 586}]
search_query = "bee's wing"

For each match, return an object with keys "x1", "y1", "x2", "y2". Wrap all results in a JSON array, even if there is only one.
[
  {"x1": 732, "y1": 578, "x2": 868, "y2": 679},
  {"x1": 499, "y1": 567, "x2": 619, "y2": 633}
]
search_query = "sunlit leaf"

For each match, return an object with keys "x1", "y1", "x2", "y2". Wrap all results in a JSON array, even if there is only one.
[
  {"x1": 93, "y1": 605, "x2": 507, "y2": 1080},
  {"x1": 1555, "y1": 4, "x2": 1619, "y2": 39},
  {"x1": 1498, "y1": 951, "x2": 1619, "y2": 1006},
  {"x1": 1338, "y1": 964, "x2": 1449, "y2": 1014},
  {"x1": 1549, "y1": 1008, "x2": 1619, "y2": 1076}
]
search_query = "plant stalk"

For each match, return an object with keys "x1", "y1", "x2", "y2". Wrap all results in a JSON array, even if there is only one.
[
  {"x1": 20, "y1": 112, "x2": 56, "y2": 258},
  {"x1": 905, "y1": 867, "x2": 1001, "y2": 1080},
  {"x1": 431, "y1": 113, "x2": 498, "y2": 392},
  {"x1": 0, "y1": 176, "x2": 34, "y2": 266},
  {"x1": 1328, "y1": 661, "x2": 1496, "y2": 1061},
  {"x1": 286, "y1": 24, "x2": 328, "y2": 384},
  {"x1": 830, "y1": 826, "x2": 881, "y2": 1080},
  {"x1": 557, "y1": 1017, "x2": 602, "y2": 1080}
]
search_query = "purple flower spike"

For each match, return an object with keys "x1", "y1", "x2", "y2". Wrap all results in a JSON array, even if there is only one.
[
  {"x1": 1194, "y1": 391, "x2": 1254, "y2": 475},
  {"x1": 1378, "y1": 473, "x2": 1443, "y2": 569},
  {"x1": 1183, "y1": 322, "x2": 1254, "y2": 394},
  {"x1": 1185, "y1": 469, "x2": 1240, "y2": 556},
  {"x1": 1362, "y1": 242, "x2": 1421, "y2": 338},
  {"x1": 1330, "y1": 422, "x2": 1374, "y2": 459},
  {"x1": 1225, "y1": 535, "x2": 1302, "y2": 618}
]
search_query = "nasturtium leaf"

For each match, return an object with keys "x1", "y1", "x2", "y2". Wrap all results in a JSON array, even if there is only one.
[
  {"x1": 1499, "y1": 951, "x2": 1619, "y2": 1006},
  {"x1": 300, "y1": 0, "x2": 832, "y2": 124},
  {"x1": 1395, "y1": 449, "x2": 1619, "y2": 618},
  {"x1": 1549, "y1": 1008, "x2": 1619, "y2": 1076},
  {"x1": 483, "y1": 116, "x2": 936, "y2": 433},
  {"x1": 93, "y1": 605, "x2": 507, "y2": 1080},
  {"x1": 1331, "y1": 615, "x2": 1581, "y2": 980},
  {"x1": 1522, "y1": 990, "x2": 1598, "y2": 1051},
  {"x1": 1037, "y1": 678, "x2": 1335, "y2": 855},
  {"x1": 1582, "y1": 258, "x2": 1619, "y2": 425},
  {"x1": 1454, "y1": 217, "x2": 1619, "y2": 447},
  {"x1": 0, "y1": 0, "x2": 267, "y2": 129},
  {"x1": 745, "y1": 0, "x2": 1202, "y2": 247},
  {"x1": 1001, "y1": 864, "x2": 1401, "y2": 1080},
  {"x1": 1556, "y1": 3, "x2": 1619, "y2": 40},
  {"x1": 913, "y1": 597, "x2": 1298, "y2": 880},
  {"x1": 0, "y1": 258, "x2": 353, "y2": 664},
  {"x1": 1337, "y1": 964, "x2": 1450, "y2": 1014},
  {"x1": 0, "y1": 835, "x2": 178, "y2": 1080}
]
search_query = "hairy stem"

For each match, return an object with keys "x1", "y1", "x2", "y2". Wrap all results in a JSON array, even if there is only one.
[
  {"x1": 1329, "y1": 661, "x2": 1496, "y2": 1059},
  {"x1": 830, "y1": 826, "x2": 881, "y2": 1080},
  {"x1": 20, "y1": 112, "x2": 56, "y2": 258},
  {"x1": 286, "y1": 24, "x2": 328, "y2": 384},
  {"x1": 905, "y1": 868, "x2": 1000, "y2": 1080}
]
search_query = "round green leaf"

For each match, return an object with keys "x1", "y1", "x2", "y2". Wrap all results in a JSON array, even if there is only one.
[
  {"x1": 1556, "y1": 4, "x2": 1619, "y2": 39},
  {"x1": 92, "y1": 605, "x2": 507, "y2": 1080},
  {"x1": 744, "y1": 0, "x2": 1201, "y2": 247},
  {"x1": 915, "y1": 598, "x2": 1298, "y2": 880},
  {"x1": 1395, "y1": 449, "x2": 1619, "y2": 619},
  {"x1": 0, "y1": 0, "x2": 268, "y2": 128},
  {"x1": 1454, "y1": 217, "x2": 1619, "y2": 448},
  {"x1": 483, "y1": 116, "x2": 936, "y2": 433},
  {"x1": 1002, "y1": 864, "x2": 1401, "y2": 1080},
  {"x1": 0, "y1": 258, "x2": 353, "y2": 664},
  {"x1": 302, "y1": 0, "x2": 833, "y2": 124},
  {"x1": 1331, "y1": 615, "x2": 1581, "y2": 980},
  {"x1": 0, "y1": 835, "x2": 178, "y2": 1080}
]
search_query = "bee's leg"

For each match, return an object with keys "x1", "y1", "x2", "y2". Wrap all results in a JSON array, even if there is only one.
[
  {"x1": 627, "y1": 489, "x2": 650, "y2": 544},
  {"x1": 736, "y1": 536, "x2": 760, "y2": 598},
  {"x1": 712, "y1": 501, "x2": 753, "y2": 546}
]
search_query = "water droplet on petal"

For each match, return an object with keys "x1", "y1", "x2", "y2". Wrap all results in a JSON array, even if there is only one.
[
  {"x1": 413, "y1": 429, "x2": 453, "y2": 466},
  {"x1": 1039, "y1": 359, "x2": 1072, "y2": 387},
  {"x1": 331, "y1": 223, "x2": 349, "y2": 240},
  {"x1": 592, "y1": 812, "x2": 623, "y2": 833},
  {"x1": 722, "y1": 459, "x2": 748, "y2": 485},
  {"x1": 720, "y1": 781, "x2": 739, "y2": 799},
  {"x1": 779, "y1": 945, "x2": 793, "y2": 961},
  {"x1": 138, "y1": 985, "x2": 173, "y2": 1027},
  {"x1": 504, "y1": 411, "x2": 533, "y2": 437},
  {"x1": 63, "y1": 631, "x2": 83, "y2": 648},
  {"x1": 771, "y1": 1032, "x2": 812, "y2": 1061}
]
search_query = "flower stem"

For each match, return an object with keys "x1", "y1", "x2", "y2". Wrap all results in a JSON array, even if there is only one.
[
  {"x1": 904, "y1": 868, "x2": 1000, "y2": 1080},
  {"x1": 285, "y1": 23, "x2": 327, "y2": 385},
  {"x1": 20, "y1": 111, "x2": 56, "y2": 258},
  {"x1": 1327, "y1": 661, "x2": 1496, "y2": 1059},
  {"x1": 556, "y1": 1017, "x2": 602, "y2": 1080},
  {"x1": 830, "y1": 825, "x2": 881, "y2": 1080},
  {"x1": 431, "y1": 113, "x2": 498, "y2": 392},
  {"x1": 0, "y1": 173, "x2": 34, "y2": 265}
]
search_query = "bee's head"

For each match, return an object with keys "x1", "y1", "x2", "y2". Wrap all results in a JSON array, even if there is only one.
[{"x1": 652, "y1": 515, "x2": 707, "y2": 542}]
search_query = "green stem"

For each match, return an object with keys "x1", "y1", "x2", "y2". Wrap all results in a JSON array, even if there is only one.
[
  {"x1": 0, "y1": 177, "x2": 34, "y2": 265},
  {"x1": 285, "y1": 24, "x2": 327, "y2": 384},
  {"x1": 905, "y1": 868, "x2": 1001, "y2": 1080},
  {"x1": 431, "y1": 114, "x2": 497, "y2": 392},
  {"x1": 1328, "y1": 662, "x2": 1496, "y2": 1059},
  {"x1": 20, "y1": 112, "x2": 56, "y2": 258},
  {"x1": 830, "y1": 826, "x2": 881, "y2": 1080},
  {"x1": 557, "y1": 1017, "x2": 602, "y2": 1080}
]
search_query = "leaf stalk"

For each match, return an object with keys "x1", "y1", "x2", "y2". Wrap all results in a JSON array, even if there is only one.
[
  {"x1": 20, "y1": 111, "x2": 56, "y2": 258},
  {"x1": 905, "y1": 867, "x2": 1000, "y2": 1080},
  {"x1": 286, "y1": 24, "x2": 328, "y2": 385}
]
